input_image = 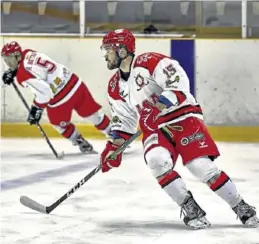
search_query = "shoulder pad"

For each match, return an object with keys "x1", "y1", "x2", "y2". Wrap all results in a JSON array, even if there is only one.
[{"x1": 133, "y1": 52, "x2": 170, "y2": 75}]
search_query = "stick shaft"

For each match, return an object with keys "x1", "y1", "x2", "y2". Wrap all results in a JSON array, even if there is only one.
[
  {"x1": 12, "y1": 82, "x2": 60, "y2": 158},
  {"x1": 46, "y1": 130, "x2": 142, "y2": 213}
]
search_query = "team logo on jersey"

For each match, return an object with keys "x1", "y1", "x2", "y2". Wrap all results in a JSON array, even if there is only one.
[
  {"x1": 112, "y1": 116, "x2": 122, "y2": 124},
  {"x1": 60, "y1": 121, "x2": 68, "y2": 127},
  {"x1": 134, "y1": 73, "x2": 149, "y2": 91},
  {"x1": 180, "y1": 132, "x2": 205, "y2": 146},
  {"x1": 165, "y1": 75, "x2": 180, "y2": 88}
]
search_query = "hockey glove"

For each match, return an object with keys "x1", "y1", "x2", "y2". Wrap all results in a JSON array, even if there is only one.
[
  {"x1": 27, "y1": 105, "x2": 43, "y2": 125},
  {"x1": 2, "y1": 69, "x2": 17, "y2": 85},
  {"x1": 139, "y1": 102, "x2": 160, "y2": 133},
  {"x1": 101, "y1": 141, "x2": 122, "y2": 173}
]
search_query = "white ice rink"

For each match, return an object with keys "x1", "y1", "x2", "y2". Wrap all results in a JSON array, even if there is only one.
[{"x1": 1, "y1": 138, "x2": 259, "y2": 244}]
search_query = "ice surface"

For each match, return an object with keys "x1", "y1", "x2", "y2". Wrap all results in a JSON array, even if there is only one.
[{"x1": 1, "y1": 138, "x2": 259, "y2": 244}]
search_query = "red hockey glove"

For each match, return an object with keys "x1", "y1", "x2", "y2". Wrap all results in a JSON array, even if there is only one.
[
  {"x1": 139, "y1": 103, "x2": 161, "y2": 133},
  {"x1": 101, "y1": 141, "x2": 122, "y2": 173}
]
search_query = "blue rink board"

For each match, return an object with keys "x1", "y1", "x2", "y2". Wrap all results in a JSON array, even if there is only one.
[{"x1": 171, "y1": 39, "x2": 195, "y2": 97}]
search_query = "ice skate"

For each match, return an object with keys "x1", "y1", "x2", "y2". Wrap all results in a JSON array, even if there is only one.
[
  {"x1": 233, "y1": 200, "x2": 259, "y2": 228},
  {"x1": 180, "y1": 191, "x2": 211, "y2": 230},
  {"x1": 73, "y1": 135, "x2": 97, "y2": 154}
]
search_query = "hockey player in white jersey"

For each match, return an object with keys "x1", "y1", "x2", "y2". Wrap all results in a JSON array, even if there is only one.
[
  {"x1": 99, "y1": 29, "x2": 258, "y2": 229},
  {"x1": 1, "y1": 41, "x2": 111, "y2": 153}
]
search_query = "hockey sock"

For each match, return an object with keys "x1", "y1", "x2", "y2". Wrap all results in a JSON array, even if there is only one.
[
  {"x1": 209, "y1": 171, "x2": 242, "y2": 208},
  {"x1": 158, "y1": 170, "x2": 190, "y2": 206},
  {"x1": 95, "y1": 114, "x2": 111, "y2": 134},
  {"x1": 61, "y1": 123, "x2": 79, "y2": 142}
]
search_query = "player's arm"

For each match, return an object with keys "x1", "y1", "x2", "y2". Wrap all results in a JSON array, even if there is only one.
[
  {"x1": 101, "y1": 97, "x2": 139, "y2": 173},
  {"x1": 138, "y1": 58, "x2": 187, "y2": 132},
  {"x1": 20, "y1": 53, "x2": 54, "y2": 125},
  {"x1": 22, "y1": 78, "x2": 53, "y2": 108},
  {"x1": 21, "y1": 78, "x2": 53, "y2": 125},
  {"x1": 19, "y1": 51, "x2": 55, "y2": 125},
  {"x1": 154, "y1": 58, "x2": 188, "y2": 110},
  {"x1": 109, "y1": 100, "x2": 138, "y2": 144}
]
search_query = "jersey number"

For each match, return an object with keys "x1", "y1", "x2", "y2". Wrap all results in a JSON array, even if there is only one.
[
  {"x1": 36, "y1": 57, "x2": 62, "y2": 94},
  {"x1": 36, "y1": 57, "x2": 56, "y2": 73}
]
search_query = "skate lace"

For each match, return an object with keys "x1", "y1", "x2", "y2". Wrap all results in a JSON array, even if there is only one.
[
  {"x1": 235, "y1": 203, "x2": 255, "y2": 220},
  {"x1": 180, "y1": 198, "x2": 199, "y2": 219}
]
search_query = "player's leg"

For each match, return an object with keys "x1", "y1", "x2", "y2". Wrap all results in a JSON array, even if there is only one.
[
  {"x1": 186, "y1": 156, "x2": 258, "y2": 227},
  {"x1": 74, "y1": 82, "x2": 111, "y2": 136},
  {"x1": 143, "y1": 131, "x2": 210, "y2": 229},
  {"x1": 47, "y1": 104, "x2": 94, "y2": 153},
  {"x1": 172, "y1": 117, "x2": 258, "y2": 227}
]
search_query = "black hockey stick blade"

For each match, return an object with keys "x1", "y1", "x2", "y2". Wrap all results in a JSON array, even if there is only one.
[
  {"x1": 20, "y1": 131, "x2": 142, "y2": 214},
  {"x1": 19, "y1": 165, "x2": 101, "y2": 214},
  {"x1": 20, "y1": 196, "x2": 48, "y2": 214},
  {"x1": 57, "y1": 151, "x2": 65, "y2": 159}
]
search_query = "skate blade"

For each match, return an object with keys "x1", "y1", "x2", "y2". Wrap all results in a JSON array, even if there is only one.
[
  {"x1": 187, "y1": 217, "x2": 211, "y2": 230},
  {"x1": 244, "y1": 216, "x2": 259, "y2": 228},
  {"x1": 82, "y1": 149, "x2": 98, "y2": 155}
]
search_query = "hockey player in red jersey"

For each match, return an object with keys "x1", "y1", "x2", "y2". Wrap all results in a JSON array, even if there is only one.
[
  {"x1": 1, "y1": 41, "x2": 111, "y2": 153},
  {"x1": 99, "y1": 29, "x2": 258, "y2": 229}
]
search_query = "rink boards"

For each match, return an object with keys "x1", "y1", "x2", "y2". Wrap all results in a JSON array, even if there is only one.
[
  {"x1": 2, "y1": 123, "x2": 259, "y2": 142},
  {"x1": 1, "y1": 37, "x2": 259, "y2": 141}
]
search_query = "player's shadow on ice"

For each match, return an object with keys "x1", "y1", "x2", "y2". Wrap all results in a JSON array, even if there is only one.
[
  {"x1": 99, "y1": 221, "x2": 244, "y2": 232},
  {"x1": 29, "y1": 150, "x2": 135, "y2": 160},
  {"x1": 1, "y1": 160, "x2": 99, "y2": 191},
  {"x1": 27, "y1": 152, "x2": 98, "y2": 160},
  {"x1": 2, "y1": 149, "x2": 135, "y2": 161},
  {"x1": 1, "y1": 151, "x2": 98, "y2": 160}
]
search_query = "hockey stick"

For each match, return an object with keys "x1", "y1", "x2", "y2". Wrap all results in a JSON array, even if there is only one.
[
  {"x1": 20, "y1": 130, "x2": 142, "y2": 214},
  {"x1": 12, "y1": 81, "x2": 64, "y2": 159}
]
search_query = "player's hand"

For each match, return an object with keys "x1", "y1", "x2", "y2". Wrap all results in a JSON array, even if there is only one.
[
  {"x1": 27, "y1": 105, "x2": 43, "y2": 125},
  {"x1": 101, "y1": 141, "x2": 122, "y2": 173},
  {"x1": 2, "y1": 69, "x2": 16, "y2": 85},
  {"x1": 139, "y1": 102, "x2": 160, "y2": 133}
]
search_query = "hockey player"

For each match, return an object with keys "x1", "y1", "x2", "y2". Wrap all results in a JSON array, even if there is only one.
[
  {"x1": 1, "y1": 41, "x2": 111, "y2": 153},
  {"x1": 99, "y1": 29, "x2": 258, "y2": 229}
]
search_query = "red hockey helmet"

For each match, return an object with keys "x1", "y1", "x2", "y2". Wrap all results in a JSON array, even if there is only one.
[
  {"x1": 101, "y1": 29, "x2": 135, "y2": 54},
  {"x1": 1, "y1": 41, "x2": 22, "y2": 57},
  {"x1": 1, "y1": 41, "x2": 22, "y2": 70}
]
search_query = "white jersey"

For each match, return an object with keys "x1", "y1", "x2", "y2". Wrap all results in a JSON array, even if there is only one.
[
  {"x1": 107, "y1": 52, "x2": 203, "y2": 137},
  {"x1": 16, "y1": 49, "x2": 81, "y2": 108}
]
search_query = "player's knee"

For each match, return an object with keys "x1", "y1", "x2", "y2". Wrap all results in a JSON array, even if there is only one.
[
  {"x1": 186, "y1": 156, "x2": 221, "y2": 183},
  {"x1": 144, "y1": 146, "x2": 174, "y2": 178}
]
